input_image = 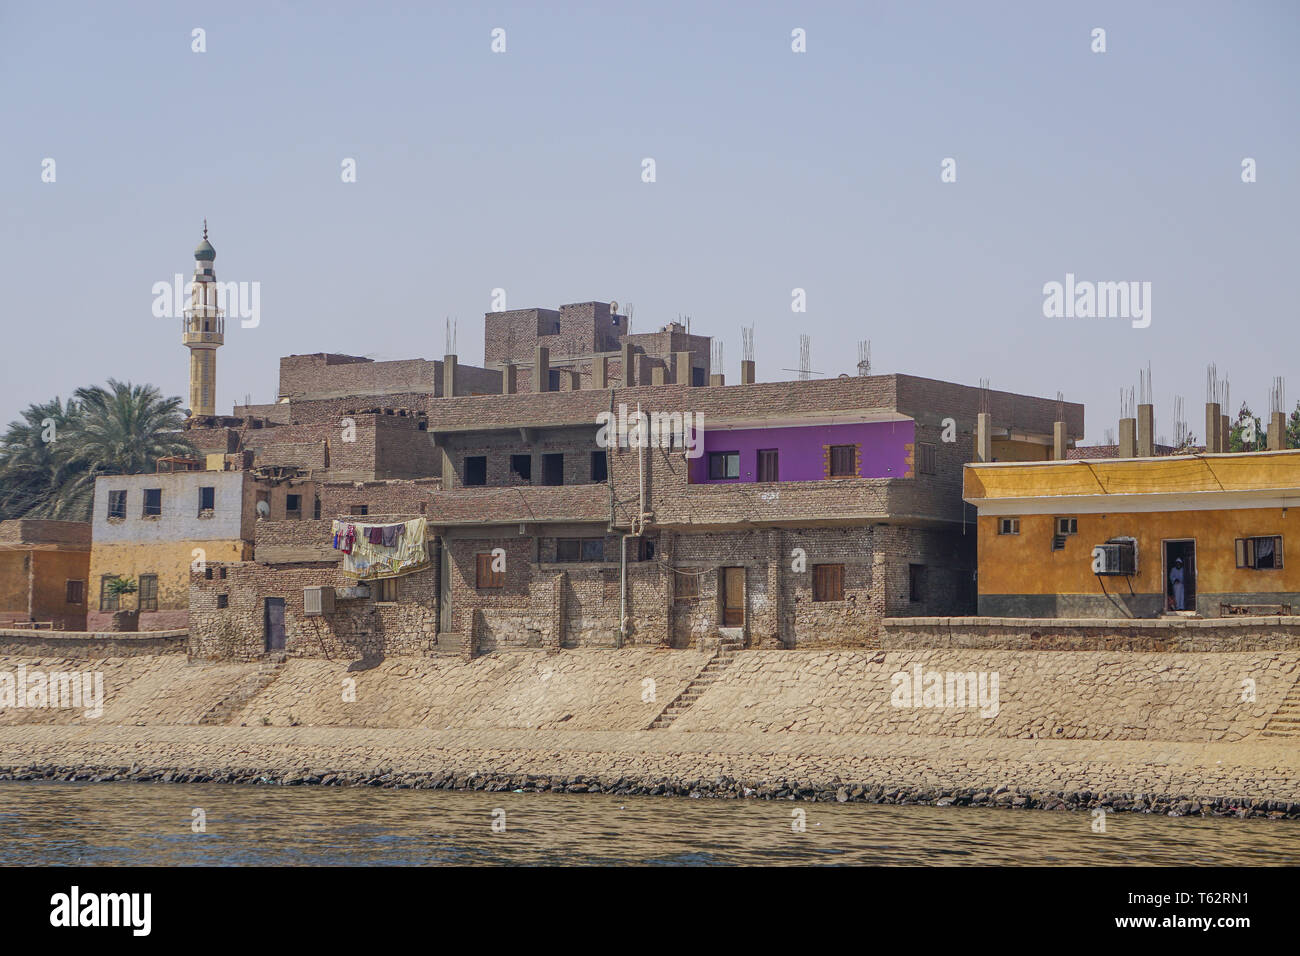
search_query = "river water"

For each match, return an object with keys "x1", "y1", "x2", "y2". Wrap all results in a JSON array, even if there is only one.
[{"x1": 2, "y1": 781, "x2": 1296, "y2": 866}]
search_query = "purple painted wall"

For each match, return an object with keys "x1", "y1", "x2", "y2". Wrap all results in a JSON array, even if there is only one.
[{"x1": 689, "y1": 420, "x2": 915, "y2": 483}]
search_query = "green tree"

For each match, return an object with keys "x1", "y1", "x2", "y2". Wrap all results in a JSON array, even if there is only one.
[
  {"x1": 1288, "y1": 401, "x2": 1300, "y2": 450},
  {"x1": 0, "y1": 380, "x2": 192, "y2": 522}
]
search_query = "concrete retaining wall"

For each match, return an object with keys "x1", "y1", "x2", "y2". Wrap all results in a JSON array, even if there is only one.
[
  {"x1": 882, "y1": 616, "x2": 1300, "y2": 652},
  {"x1": 0, "y1": 628, "x2": 187, "y2": 658}
]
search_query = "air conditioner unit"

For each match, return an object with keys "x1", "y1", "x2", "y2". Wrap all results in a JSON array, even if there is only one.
[
  {"x1": 303, "y1": 585, "x2": 335, "y2": 616},
  {"x1": 1092, "y1": 540, "x2": 1137, "y2": 576}
]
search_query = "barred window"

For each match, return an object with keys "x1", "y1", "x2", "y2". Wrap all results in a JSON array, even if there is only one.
[
  {"x1": 829, "y1": 445, "x2": 856, "y2": 478},
  {"x1": 138, "y1": 574, "x2": 158, "y2": 612},
  {"x1": 99, "y1": 575, "x2": 118, "y2": 611},
  {"x1": 107, "y1": 490, "x2": 127, "y2": 519}
]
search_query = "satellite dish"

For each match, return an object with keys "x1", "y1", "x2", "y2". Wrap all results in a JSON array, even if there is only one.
[
  {"x1": 838, "y1": 373, "x2": 851, "y2": 381},
  {"x1": 609, "y1": 301, "x2": 618, "y2": 314},
  {"x1": 256, "y1": 500, "x2": 270, "y2": 518}
]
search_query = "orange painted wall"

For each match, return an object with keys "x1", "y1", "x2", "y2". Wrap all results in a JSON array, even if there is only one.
[
  {"x1": 978, "y1": 507, "x2": 1299, "y2": 597},
  {"x1": 32, "y1": 550, "x2": 90, "y2": 629}
]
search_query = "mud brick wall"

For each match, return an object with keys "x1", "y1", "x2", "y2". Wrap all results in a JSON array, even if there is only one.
[
  {"x1": 279, "y1": 354, "x2": 440, "y2": 400},
  {"x1": 189, "y1": 562, "x2": 437, "y2": 661},
  {"x1": 437, "y1": 425, "x2": 605, "y2": 489},
  {"x1": 319, "y1": 480, "x2": 439, "y2": 519},
  {"x1": 881, "y1": 616, "x2": 1300, "y2": 652}
]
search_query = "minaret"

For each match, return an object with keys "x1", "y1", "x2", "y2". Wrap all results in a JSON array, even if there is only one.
[{"x1": 182, "y1": 221, "x2": 223, "y2": 417}]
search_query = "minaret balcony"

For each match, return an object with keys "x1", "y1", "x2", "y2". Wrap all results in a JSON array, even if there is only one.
[{"x1": 181, "y1": 311, "x2": 225, "y2": 346}]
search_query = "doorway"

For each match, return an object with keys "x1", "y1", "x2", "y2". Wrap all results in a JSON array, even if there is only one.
[
  {"x1": 721, "y1": 567, "x2": 745, "y2": 626},
  {"x1": 1163, "y1": 540, "x2": 1197, "y2": 612},
  {"x1": 264, "y1": 597, "x2": 286, "y2": 652}
]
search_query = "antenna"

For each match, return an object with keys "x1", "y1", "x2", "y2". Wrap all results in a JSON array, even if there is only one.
[
  {"x1": 857, "y1": 340, "x2": 872, "y2": 376},
  {"x1": 741, "y1": 326, "x2": 754, "y2": 363}
]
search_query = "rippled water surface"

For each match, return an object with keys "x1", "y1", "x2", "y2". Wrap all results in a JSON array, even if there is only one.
[{"x1": 1, "y1": 781, "x2": 1296, "y2": 866}]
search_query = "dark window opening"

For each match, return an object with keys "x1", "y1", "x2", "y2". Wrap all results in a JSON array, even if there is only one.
[
  {"x1": 1237, "y1": 535, "x2": 1284, "y2": 570},
  {"x1": 557, "y1": 538, "x2": 604, "y2": 562},
  {"x1": 374, "y1": 577, "x2": 398, "y2": 602},
  {"x1": 542, "y1": 453, "x2": 564, "y2": 486},
  {"x1": 142, "y1": 488, "x2": 162, "y2": 517},
  {"x1": 65, "y1": 580, "x2": 84, "y2": 604},
  {"x1": 285, "y1": 494, "x2": 302, "y2": 518},
  {"x1": 313, "y1": 497, "x2": 322, "y2": 519},
  {"x1": 463, "y1": 456, "x2": 487, "y2": 486},
  {"x1": 998, "y1": 518, "x2": 1020, "y2": 535},
  {"x1": 917, "y1": 442, "x2": 937, "y2": 475},
  {"x1": 107, "y1": 490, "x2": 127, "y2": 519},
  {"x1": 548, "y1": 369, "x2": 561, "y2": 392},
  {"x1": 829, "y1": 445, "x2": 856, "y2": 478},
  {"x1": 909, "y1": 564, "x2": 925, "y2": 603},
  {"x1": 218, "y1": 567, "x2": 227, "y2": 580},
  {"x1": 198, "y1": 486, "x2": 215, "y2": 512},
  {"x1": 216, "y1": 594, "x2": 229, "y2": 609},
  {"x1": 813, "y1": 564, "x2": 845, "y2": 602},
  {"x1": 691, "y1": 366, "x2": 706, "y2": 387},
  {"x1": 757, "y1": 449, "x2": 779, "y2": 483},
  {"x1": 590, "y1": 450, "x2": 608, "y2": 482},
  {"x1": 637, "y1": 537, "x2": 655, "y2": 561},
  {"x1": 510, "y1": 454, "x2": 532, "y2": 481},
  {"x1": 138, "y1": 574, "x2": 158, "y2": 612},
  {"x1": 709, "y1": 451, "x2": 740, "y2": 480},
  {"x1": 349, "y1": 505, "x2": 369, "y2": 516}
]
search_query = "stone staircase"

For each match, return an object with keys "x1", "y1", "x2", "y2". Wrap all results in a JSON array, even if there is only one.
[
  {"x1": 1261, "y1": 674, "x2": 1300, "y2": 738},
  {"x1": 648, "y1": 632, "x2": 742, "y2": 730},
  {"x1": 198, "y1": 655, "x2": 287, "y2": 726}
]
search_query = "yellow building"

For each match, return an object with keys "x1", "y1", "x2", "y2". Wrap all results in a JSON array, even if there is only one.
[{"x1": 964, "y1": 450, "x2": 1300, "y2": 617}]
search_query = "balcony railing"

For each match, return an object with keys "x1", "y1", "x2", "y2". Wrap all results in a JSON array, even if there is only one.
[{"x1": 181, "y1": 310, "x2": 225, "y2": 344}]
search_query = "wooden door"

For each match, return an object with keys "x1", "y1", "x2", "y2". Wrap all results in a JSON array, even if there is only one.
[
  {"x1": 264, "y1": 598, "x2": 286, "y2": 652},
  {"x1": 722, "y1": 567, "x2": 745, "y2": 626},
  {"x1": 757, "y1": 449, "x2": 779, "y2": 483}
]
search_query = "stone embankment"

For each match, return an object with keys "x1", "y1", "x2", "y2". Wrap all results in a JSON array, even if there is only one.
[{"x1": 0, "y1": 646, "x2": 1298, "y2": 818}]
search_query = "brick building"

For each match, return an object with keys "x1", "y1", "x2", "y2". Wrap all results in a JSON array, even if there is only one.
[
  {"x1": 0, "y1": 520, "x2": 91, "y2": 631},
  {"x1": 181, "y1": 285, "x2": 1081, "y2": 659}
]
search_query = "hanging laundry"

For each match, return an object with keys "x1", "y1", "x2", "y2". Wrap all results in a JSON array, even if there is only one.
[
  {"x1": 368, "y1": 525, "x2": 384, "y2": 545},
  {"x1": 381, "y1": 523, "x2": 402, "y2": 548}
]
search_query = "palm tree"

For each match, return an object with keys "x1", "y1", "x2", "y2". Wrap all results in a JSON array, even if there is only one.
[
  {"x1": 0, "y1": 396, "x2": 85, "y2": 520},
  {"x1": 0, "y1": 381, "x2": 193, "y2": 522}
]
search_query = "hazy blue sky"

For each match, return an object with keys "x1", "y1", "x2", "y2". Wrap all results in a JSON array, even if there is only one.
[{"x1": 3, "y1": 1, "x2": 1297, "y2": 443}]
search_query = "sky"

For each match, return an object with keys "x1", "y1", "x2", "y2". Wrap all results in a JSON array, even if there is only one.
[{"x1": 2, "y1": 0, "x2": 1297, "y2": 444}]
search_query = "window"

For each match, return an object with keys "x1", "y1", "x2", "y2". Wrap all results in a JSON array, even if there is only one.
[
  {"x1": 548, "y1": 369, "x2": 561, "y2": 391},
  {"x1": 476, "y1": 553, "x2": 504, "y2": 589},
  {"x1": 590, "y1": 450, "x2": 608, "y2": 482},
  {"x1": 813, "y1": 564, "x2": 845, "y2": 602},
  {"x1": 219, "y1": 567, "x2": 227, "y2": 580},
  {"x1": 691, "y1": 367, "x2": 706, "y2": 387},
  {"x1": 829, "y1": 445, "x2": 857, "y2": 478},
  {"x1": 1236, "y1": 536, "x2": 1284, "y2": 570},
  {"x1": 349, "y1": 505, "x2": 368, "y2": 516},
  {"x1": 463, "y1": 456, "x2": 487, "y2": 486},
  {"x1": 198, "y1": 486, "x2": 215, "y2": 513},
  {"x1": 204, "y1": 567, "x2": 213, "y2": 580},
  {"x1": 65, "y1": 580, "x2": 84, "y2": 604},
  {"x1": 542, "y1": 453, "x2": 564, "y2": 486},
  {"x1": 917, "y1": 442, "x2": 937, "y2": 475},
  {"x1": 557, "y1": 538, "x2": 604, "y2": 562},
  {"x1": 216, "y1": 594, "x2": 229, "y2": 609},
  {"x1": 998, "y1": 518, "x2": 1020, "y2": 535},
  {"x1": 107, "y1": 490, "x2": 127, "y2": 519},
  {"x1": 313, "y1": 496, "x2": 322, "y2": 519},
  {"x1": 374, "y1": 577, "x2": 398, "y2": 602},
  {"x1": 909, "y1": 564, "x2": 925, "y2": 603},
  {"x1": 1056, "y1": 517, "x2": 1078, "y2": 535},
  {"x1": 142, "y1": 488, "x2": 162, "y2": 517},
  {"x1": 138, "y1": 574, "x2": 158, "y2": 612},
  {"x1": 510, "y1": 454, "x2": 532, "y2": 481},
  {"x1": 757, "y1": 449, "x2": 779, "y2": 483},
  {"x1": 99, "y1": 575, "x2": 118, "y2": 611},
  {"x1": 708, "y1": 451, "x2": 740, "y2": 480},
  {"x1": 285, "y1": 494, "x2": 302, "y2": 519},
  {"x1": 637, "y1": 537, "x2": 655, "y2": 561},
  {"x1": 674, "y1": 570, "x2": 700, "y2": 603}
]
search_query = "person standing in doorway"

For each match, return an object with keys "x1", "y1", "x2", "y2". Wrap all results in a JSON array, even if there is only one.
[{"x1": 1170, "y1": 557, "x2": 1185, "y2": 611}]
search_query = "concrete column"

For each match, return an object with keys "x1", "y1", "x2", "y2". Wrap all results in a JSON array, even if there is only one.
[
  {"x1": 1221, "y1": 414, "x2": 1230, "y2": 451},
  {"x1": 740, "y1": 360, "x2": 756, "y2": 385},
  {"x1": 1205, "y1": 403, "x2": 1221, "y2": 452},
  {"x1": 1118, "y1": 418, "x2": 1137, "y2": 458},
  {"x1": 502, "y1": 363, "x2": 517, "y2": 395},
  {"x1": 442, "y1": 354, "x2": 457, "y2": 398},
  {"x1": 1269, "y1": 411, "x2": 1287, "y2": 450},
  {"x1": 532, "y1": 346, "x2": 550, "y2": 393},
  {"x1": 1052, "y1": 421, "x2": 1067, "y2": 460},
  {"x1": 1137, "y1": 404, "x2": 1154, "y2": 457},
  {"x1": 620, "y1": 343, "x2": 636, "y2": 387},
  {"x1": 675, "y1": 351, "x2": 693, "y2": 385},
  {"x1": 651, "y1": 367, "x2": 666, "y2": 386},
  {"x1": 592, "y1": 355, "x2": 609, "y2": 390},
  {"x1": 976, "y1": 413, "x2": 992, "y2": 462},
  {"x1": 709, "y1": 373, "x2": 725, "y2": 387}
]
